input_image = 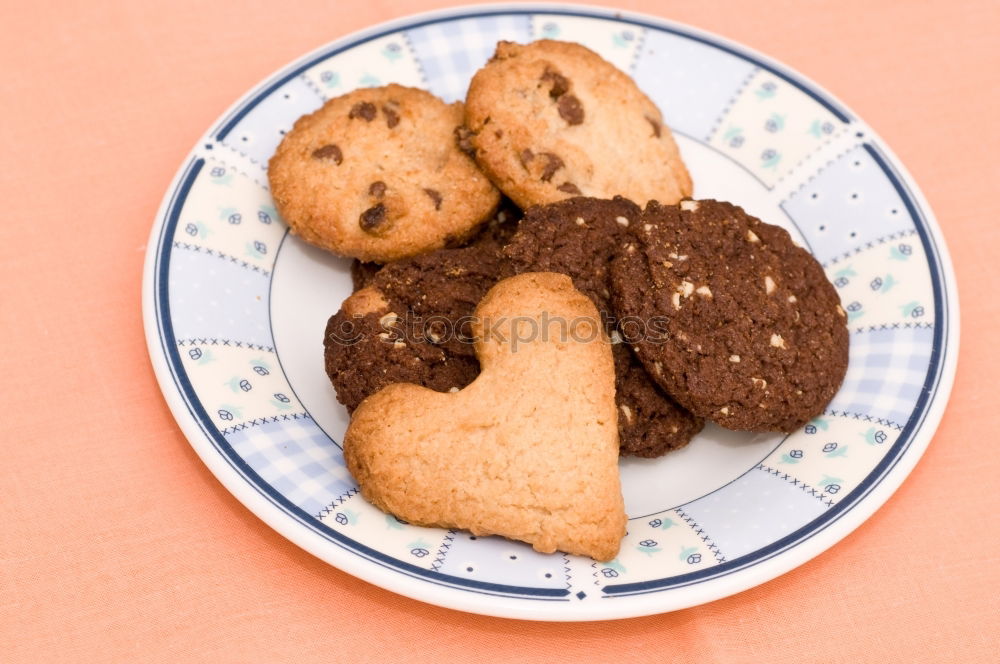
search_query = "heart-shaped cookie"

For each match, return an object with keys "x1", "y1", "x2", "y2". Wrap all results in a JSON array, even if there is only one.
[{"x1": 343, "y1": 272, "x2": 626, "y2": 561}]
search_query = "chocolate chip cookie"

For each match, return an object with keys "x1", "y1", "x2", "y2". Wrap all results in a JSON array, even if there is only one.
[
  {"x1": 269, "y1": 84, "x2": 500, "y2": 262},
  {"x1": 611, "y1": 199, "x2": 849, "y2": 432},
  {"x1": 325, "y1": 240, "x2": 508, "y2": 412},
  {"x1": 463, "y1": 40, "x2": 692, "y2": 209},
  {"x1": 505, "y1": 196, "x2": 703, "y2": 456}
]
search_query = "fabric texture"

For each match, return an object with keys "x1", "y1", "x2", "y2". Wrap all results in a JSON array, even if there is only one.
[{"x1": 1, "y1": 1, "x2": 997, "y2": 662}]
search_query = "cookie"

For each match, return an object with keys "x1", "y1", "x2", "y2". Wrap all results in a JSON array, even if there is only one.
[
  {"x1": 463, "y1": 40, "x2": 692, "y2": 209},
  {"x1": 612, "y1": 349, "x2": 705, "y2": 458},
  {"x1": 504, "y1": 196, "x2": 703, "y2": 456},
  {"x1": 325, "y1": 239, "x2": 508, "y2": 412},
  {"x1": 349, "y1": 259, "x2": 382, "y2": 292},
  {"x1": 610, "y1": 199, "x2": 849, "y2": 432},
  {"x1": 344, "y1": 272, "x2": 627, "y2": 561},
  {"x1": 347, "y1": 196, "x2": 522, "y2": 293},
  {"x1": 469, "y1": 195, "x2": 523, "y2": 249},
  {"x1": 505, "y1": 197, "x2": 639, "y2": 311},
  {"x1": 269, "y1": 84, "x2": 500, "y2": 262}
]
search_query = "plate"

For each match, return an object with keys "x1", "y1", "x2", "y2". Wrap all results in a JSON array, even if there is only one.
[{"x1": 142, "y1": 4, "x2": 959, "y2": 620}]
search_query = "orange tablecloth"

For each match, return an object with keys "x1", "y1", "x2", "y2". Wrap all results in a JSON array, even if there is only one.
[{"x1": 2, "y1": 1, "x2": 998, "y2": 661}]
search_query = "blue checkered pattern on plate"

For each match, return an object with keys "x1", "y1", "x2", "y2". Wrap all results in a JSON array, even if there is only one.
[
  {"x1": 404, "y1": 15, "x2": 532, "y2": 102},
  {"x1": 827, "y1": 326, "x2": 934, "y2": 428},
  {"x1": 225, "y1": 416, "x2": 355, "y2": 517}
]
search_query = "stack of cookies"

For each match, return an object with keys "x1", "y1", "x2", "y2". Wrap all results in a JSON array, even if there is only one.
[{"x1": 268, "y1": 40, "x2": 849, "y2": 561}]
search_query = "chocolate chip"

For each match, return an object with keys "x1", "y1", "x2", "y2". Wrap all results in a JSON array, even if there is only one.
[
  {"x1": 645, "y1": 115, "x2": 662, "y2": 138},
  {"x1": 539, "y1": 152, "x2": 564, "y2": 182},
  {"x1": 557, "y1": 182, "x2": 581, "y2": 194},
  {"x1": 359, "y1": 204, "x2": 387, "y2": 232},
  {"x1": 540, "y1": 68, "x2": 569, "y2": 98},
  {"x1": 382, "y1": 105, "x2": 400, "y2": 128},
  {"x1": 349, "y1": 102, "x2": 377, "y2": 121},
  {"x1": 312, "y1": 144, "x2": 343, "y2": 164},
  {"x1": 423, "y1": 188, "x2": 442, "y2": 210},
  {"x1": 519, "y1": 148, "x2": 535, "y2": 167},
  {"x1": 454, "y1": 126, "x2": 476, "y2": 156},
  {"x1": 558, "y1": 95, "x2": 584, "y2": 125},
  {"x1": 368, "y1": 181, "x2": 386, "y2": 198},
  {"x1": 494, "y1": 129, "x2": 503, "y2": 138}
]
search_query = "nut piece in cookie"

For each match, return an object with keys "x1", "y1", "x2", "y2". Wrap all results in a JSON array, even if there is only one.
[
  {"x1": 610, "y1": 199, "x2": 849, "y2": 432},
  {"x1": 269, "y1": 84, "x2": 500, "y2": 262},
  {"x1": 344, "y1": 273, "x2": 627, "y2": 561},
  {"x1": 325, "y1": 239, "x2": 509, "y2": 412},
  {"x1": 504, "y1": 196, "x2": 703, "y2": 457},
  {"x1": 464, "y1": 40, "x2": 692, "y2": 209}
]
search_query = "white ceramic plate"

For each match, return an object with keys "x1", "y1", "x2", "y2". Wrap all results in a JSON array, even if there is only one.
[{"x1": 143, "y1": 4, "x2": 959, "y2": 620}]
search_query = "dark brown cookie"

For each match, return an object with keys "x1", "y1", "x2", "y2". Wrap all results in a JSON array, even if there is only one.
[
  {"x1": 346, "y1": 197, "x2": 521, "y2": 293},
  {"x1": 468, "y1": 196, "x2": 522, "y2": 249},
  {"x1": 325, "y1": 241, "x2": 507, "y2": 412},
  {"x1": 505, "y1": 196, "x2": 638, "y2": 310},
  {"x1": 504, "y1": 196, "x2": 703, "y2": 456},
  {"x1": 612, "y1": 347, "x2": 705, "y2": 457},
  {"x1": 611, "y1": 199, "x2": 849, "y2": 432},
  {"x1": 350, "y1": 260, "x2": 382, "y2": 292}
]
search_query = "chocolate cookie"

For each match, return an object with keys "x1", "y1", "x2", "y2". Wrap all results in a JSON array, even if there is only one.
[
  {"x1": 504, "y1": 196, "x2": 703, "y2": 456},
  {"x1": 269, "y1": 84, "x2": 500, "y2": 262},
  {"x1": 611, "y1": 199, "x2": 849, "y2": 432},
  {"x1": 469, "y1": 196, "x2": 522, "y2": 249},
  {"x1": 349, "y1": 259, "x2": 382, "y2": 292},
  {"x1": 612, "y1": 348, "x2": 705, "y2": 458},
  {"x1": 463, "y1": 40, "x2": 692, "y2": 209},
  {"x1": 325, "y1": 240, "x2": 507, "y2": 412},
  {"x1": 346, "y1": 196, "x2": 521, "y2": 293}
]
